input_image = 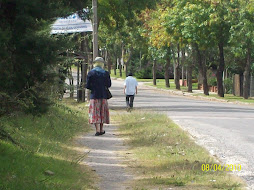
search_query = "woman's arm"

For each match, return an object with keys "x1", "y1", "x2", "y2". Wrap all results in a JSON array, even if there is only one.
[
  {"x1": 86, "y1": 72, "x2": 92, "y2": 90},
  {"x1": 105, "y1": 71, "x2": 111, "y2": 88}
]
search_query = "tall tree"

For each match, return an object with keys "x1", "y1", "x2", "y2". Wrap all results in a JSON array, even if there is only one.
[
  {"x1": 229, "y1": 0, "x2": 254, "y2": 99},
  {"x1": 0, "y1": 0, "x2": 89, "y2": 114},
  {"x1": 98, "y1": 0, "x2": 158, "y2": 77},
  {"x1": 165, "y1": 0, "x2": 212, "y2": 95},
  {"x1": 208, "y1": 1, "x2": 231, "y2": 97},
  {"x1": 140, "y1": 3, "x2": 173, "y2": 88}
]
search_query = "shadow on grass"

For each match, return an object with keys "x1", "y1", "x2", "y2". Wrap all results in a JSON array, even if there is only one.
[
  {"x1": 0, "y1": 100, "x2": 95, "y2": 190},
  {"x1": 113, "y1": 111, "x2": 244, "y2": 189},
  {"x1": 0, "y1": 141, "x2": 94, "y2": 190},
  {"x1": 131, "y1": 153, "x2": 242, "y2": 189}
]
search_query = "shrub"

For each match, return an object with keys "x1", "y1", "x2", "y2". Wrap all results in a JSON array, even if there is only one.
[
  {"x1": 208, "y1": 77, "x2": 217, "y2": 86},
  {"x1": 224, "y1": 78, "x2": 233, "y2": 94},
  {"x1": 135, "y1": 68, "x2": 153, "y2": 79}
]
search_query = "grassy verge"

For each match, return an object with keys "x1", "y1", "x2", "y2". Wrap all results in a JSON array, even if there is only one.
[
  {"x1": 144, "y1": 80, "x2": 199, "y2": 92},
  {"x1": 192, "y1": 93, "x2": 254, "y2": 104},
  {"x1": 142, "y1": 80, "x2": 254, "y2": 104},
  {"x1": 110, "y1": 69, "x2": 126, "y2": 79},
  {"x1": 0, "y1": 99, "x2": 96, "y2": 190},
  {"x1": 110, "y1": 70, "x2": 253, "y2": 104},
  {"x1": 112, "y1": 111, "x2": 244, "y2": 189}
]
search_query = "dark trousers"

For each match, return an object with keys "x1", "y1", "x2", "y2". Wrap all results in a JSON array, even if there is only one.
[{"x1": 126, "y1": 95, "x2": 135, "y2": 108}]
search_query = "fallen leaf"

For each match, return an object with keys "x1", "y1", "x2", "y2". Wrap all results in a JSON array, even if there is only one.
[{"x1": 44, "y1": 170, "x2": 54, "y2": 176}]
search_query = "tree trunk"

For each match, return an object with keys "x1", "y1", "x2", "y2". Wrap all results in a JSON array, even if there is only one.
[
  {"x1": 107, "y1": 52, "x2": 112, "y2": 74},
  {"x1": 119, "y1": 63, "x2": 122, "y2": 77},
  {"x1": 81, "y1": 32, "x2": 89, "y2": 102},
  {"x1": 153, "y1": 60, "x2": 157, "y2": 86},
  {"x1": 82, "y1": 63, "x2": 88, "y2": 102},
  {"x1": 120, "y1": 45, "x2": 124, "y2": 77},
  {"x1": 243, "y1": 47, "x2": 251, "y2": 99},
  {"x1": 165, "y1": 58, "x2": 170, "y2": 88},
  {"x1": 165, "y1": 47, "x2": 171, "y2": 88},
  {"x1": 118, "y1": 56, "x2": 122, "y2": 77},
  {"x1": 86, "y1": 39, "x2": 93, "y2": 101},
  {"x1": 216, "y1": 42, "x2": 225, "y2": 97},
  {"x1": 181, "y1": 49, "x2": 186, "y2": 87},
  {"x1": 187, "y1": 64, "x2": 193, "y2": 92},
  {"x1": 187, "y1": 46, "x2": 195, "y2": 92},
  {"x1": 195, "y1": 44, "x2": 209, "y2": 95},
  {"x1": 139, "y1": 51, "x2": 142, "y2": 69},
  {"x1": 125, "y1": 60, "x2": 128, "y2": 77},
  {"x1": 77, "y1": 62, "x2": 80, "y2": 87},
  {"x1": 125, "y1": 48, "x2": 133, "y2": 77},
  {"x1": 114, "y1": 57, "x2": 117, "y2": 75},
  {"x1": 203, "y1": 56, "x2": 209, "y2": 96},
  {"x1": 174, "y1": 44, "x2": 181, "y2": 90},
  {"x1": 182, "y1": 66, "x2": 185, "y2": 86},
  {"x1": 92, "y1": 0, "x2": 98, "y2": 60},
  {"x1": 69, "y1": 67, "x2": 74, "y2": 98}
]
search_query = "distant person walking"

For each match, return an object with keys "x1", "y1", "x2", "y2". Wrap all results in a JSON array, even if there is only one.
[
  {"x1": 124, "y1": 73, "x2": 138, "y2": 111},
  {"x1": 86, "y1": 57, "x2": 111, "y2": 136}
]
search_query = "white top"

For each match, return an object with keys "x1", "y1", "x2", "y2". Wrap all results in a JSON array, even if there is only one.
[{"x1": 124, "y1": 76, "x2": 138, "y2": 95}]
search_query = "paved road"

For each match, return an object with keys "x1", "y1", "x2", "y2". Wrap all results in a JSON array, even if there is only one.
[{"x1": 108, "y1": 79, "x2": 254, "y2": 189}]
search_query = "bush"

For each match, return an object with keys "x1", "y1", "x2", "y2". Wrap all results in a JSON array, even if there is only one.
[
  {"x1": 208, "y1": 77, "x2": 217, "y2": 86},
  {"x1": 224, "y1": 78, "x2": 233, "y2": 94},
  {"x1": 135, "y1": 67, "x2": 165, "y2": 79},
  {"x1": 135, "y1": 68, "x2": 153, "y2": 79}
]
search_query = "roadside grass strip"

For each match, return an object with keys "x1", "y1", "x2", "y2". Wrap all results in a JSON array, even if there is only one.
[
  {"x1": 112, "y1": 111, "x2": 245, "y2": 189},
  {"x1": 145, "y1": 80, "x2": 199, "y2": 92},
  {"x1": 192, "y1": 93, "x2": 254, "y2": 104},
  {"x1": 0, "y1": 99, "x2": 96, "y2": 190},
  {"x1": 144, "y1": 80, "x2": 254, "y2": 105},
  {"x1": 110, "y1": 69, "x2": 126, "y2": 79}
]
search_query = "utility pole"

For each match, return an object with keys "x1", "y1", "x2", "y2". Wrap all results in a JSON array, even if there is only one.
[
  {"x1": 78, "y1": 32, "x2": 88, "y2": 102},
  {"x1": 86, "y1": 0, "x2": 98, "y2": 102},
  {"x1": 92, "y1": 0, "x2": 98, "y2": 60}
]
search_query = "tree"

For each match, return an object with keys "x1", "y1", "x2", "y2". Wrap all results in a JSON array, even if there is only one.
[
  {"x1": 207, "y1": 1, "x2": 232, "y2": 97},
  {"x1": 229, "y1": 0, "x2": 254, "y2": 99},
  {"x1": 165, "y1": 0, "x2": 213, "y2": 95},
  {"x1": 140, "y1": 3, "x2": 173, "y2": 88},
  {"x1": 98, "y1": 0, "x2": 158, "y2": 78},
  {"x1": 0, "y1": 0, "x2": 89, "y2": 115}
]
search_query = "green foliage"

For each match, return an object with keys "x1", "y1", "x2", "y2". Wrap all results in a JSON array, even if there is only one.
[
  {"x1": 208, "y1": 77, "x2": 217, "y2": 87},
  {"x1": 98, "y1": 0, "x2": 157, "y2": 80},
  {"x1": 224, "y1": 78, "x2": 233, "y2": 94},
  {"x1": 0, "y1": 100, "x2": 95, "y2": 189},
  {"x1": 98, "y1": 0, "x2": 156, "y2": 30},
  {"x1": 135, "y1": 68, "x2": 153, "y2": 79},
  {"x1": 0, "y1": 0, "x2": 88, "y2": 115}
]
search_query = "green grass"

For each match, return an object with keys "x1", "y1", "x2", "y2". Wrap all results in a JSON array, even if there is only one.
[
  {"x1": 136, "y1": 79, "x2": 154, "y2": 82},
  {"x1": 193, "y1": 93, "x2": 254, "y2": 104},
  {"x1": 144, "y1": 79, "x2": 199, "y2": 92},
  {"x1": 110, "y1": 69, "x2": 126, "y2": 79},
  {"x1": 141, "y1": 79, "x2": 254, "y2": 104},
  {"x1": 108, "y1": 68, "x2": 253, "y2": 104},
  {"x1": 0, "y1": 99, "x2": 96, "y2": 190},
  {"x1": 112, "y1": 111, "x2": 244, "y2": 189}
]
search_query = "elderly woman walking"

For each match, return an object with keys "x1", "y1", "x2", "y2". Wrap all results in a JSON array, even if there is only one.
[{"x1": 86, "y1": 57, "x2": 111, "y2": 136}]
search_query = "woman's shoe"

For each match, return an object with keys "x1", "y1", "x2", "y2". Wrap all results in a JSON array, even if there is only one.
[
  {"x1": 95, "y1": 132, "x2": 100, "y2": 136},
  {"x1": 99, "y1": 131, "x2": 105, "y2": 135}
]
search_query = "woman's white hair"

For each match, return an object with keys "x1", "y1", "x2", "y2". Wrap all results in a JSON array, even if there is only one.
[
  {"x1": 93, "y1": 62, "x2": 104, "y2": 68},
  {"x1": 93, "y1": 57, "x2": 105, "y2": 68}
]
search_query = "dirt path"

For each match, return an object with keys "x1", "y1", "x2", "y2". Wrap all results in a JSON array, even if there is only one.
[{"x1": 78, "y1": 124, "x2": 133, "y2": 190}]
